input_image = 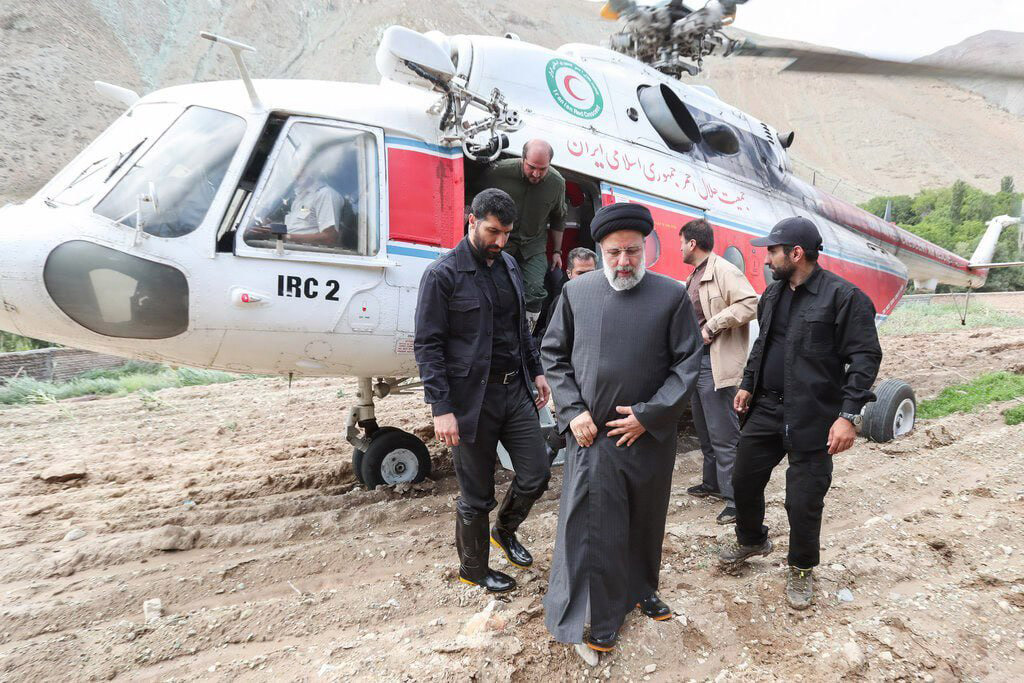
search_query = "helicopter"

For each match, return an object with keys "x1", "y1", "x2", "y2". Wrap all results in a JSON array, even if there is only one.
[{"x1": 2, "y1": 1, "x2": 1021, "y2": 489}]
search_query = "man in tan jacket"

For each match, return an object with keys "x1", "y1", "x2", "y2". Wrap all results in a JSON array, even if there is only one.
[{"x1": 680, "y1": 219, "x2": 758, "y2": 524}]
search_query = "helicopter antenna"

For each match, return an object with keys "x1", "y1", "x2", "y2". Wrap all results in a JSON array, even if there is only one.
[{"x1": 200, "y1": 32, "x2": 262, "y2": 109}]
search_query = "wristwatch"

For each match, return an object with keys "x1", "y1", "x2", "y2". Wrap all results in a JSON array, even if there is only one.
[{"x1": 839, "y1": 411, "x2": 863, "y2": 427}]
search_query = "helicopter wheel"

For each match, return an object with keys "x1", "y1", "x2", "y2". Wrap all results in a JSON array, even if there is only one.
[
  {"x1": 351, "y1": 426, "x2": 403, "y2": 486},
  {"x1": 360, "y1": 428, "x2": 431, "y2": 490},
  {"x1": 862, "y1": 379, "x2": 916, "y2": 443}
]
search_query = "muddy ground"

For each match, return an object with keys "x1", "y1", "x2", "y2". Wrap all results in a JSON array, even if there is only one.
[{"x1": 1, "y1": 318, "x2": 1023, "y2": 682}]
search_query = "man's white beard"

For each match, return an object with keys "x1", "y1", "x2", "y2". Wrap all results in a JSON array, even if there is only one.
[{"x1": 604, "y1": 258, "x2": 646, "y2": 291}]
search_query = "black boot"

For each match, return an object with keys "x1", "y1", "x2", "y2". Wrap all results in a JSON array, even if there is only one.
[
  {"x1": 637, "y1": 594, "x2": 674, "y2": 621},
  {"x1": 456, "y1": 511, "x2": 516, "y2": 593},
  {"x1": 585, "y1": 629, "x2": 619, "y2": 652},
  {"x1": 490, "y1": 488, "x2": 537, "y2": 568}
]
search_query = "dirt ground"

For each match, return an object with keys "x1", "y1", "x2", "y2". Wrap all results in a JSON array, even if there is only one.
[{"x1": 1, "y1": 320, "x2": 1023, "y2": 682}]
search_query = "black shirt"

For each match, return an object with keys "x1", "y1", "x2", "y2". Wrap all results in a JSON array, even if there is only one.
[
  {"x1": 761, "y1": 284, "x2": 793, "y2": 393},
  {"x1": 739, "y1": 266, "x2": 883, "y2": 450},
  {"x1": 471, "y1": 243, "x2": 521, "y2": 373}
]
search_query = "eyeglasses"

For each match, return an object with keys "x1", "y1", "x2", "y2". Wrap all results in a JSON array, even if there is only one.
[{"x1": 602, "y1": 246, "x2": 643, "y2": 259}]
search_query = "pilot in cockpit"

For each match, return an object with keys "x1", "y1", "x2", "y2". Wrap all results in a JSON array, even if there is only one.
[{"x1": 245, "y1": 146, "x2": 356, "y2": 249}]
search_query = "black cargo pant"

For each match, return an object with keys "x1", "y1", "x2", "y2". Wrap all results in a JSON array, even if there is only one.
[
  {"x1": 453, "y1": 378, "x2": 550, "y2": 519},
  {"x1": 732, "y1": 395, "x2": 833, "y2": 568}
]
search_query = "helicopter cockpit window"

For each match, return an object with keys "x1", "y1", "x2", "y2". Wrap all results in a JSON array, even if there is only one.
[
  {"x1": 241, "y1": 122, "x2": 379, "y2": 257},
  {"x1": 49, "y1": 103, "x2": 182, "y2": 207},
  {"x1": 95, "y1": 106, "x2": 246, "y2": 238}
]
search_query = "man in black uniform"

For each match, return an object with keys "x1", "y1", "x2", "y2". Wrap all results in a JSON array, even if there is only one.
[
  {"x1": 414, "y1": 188, "x2": 552, "y2": 593},
  {"x1": 718, "y1": 217, "x2": 882, "y2": 610}
]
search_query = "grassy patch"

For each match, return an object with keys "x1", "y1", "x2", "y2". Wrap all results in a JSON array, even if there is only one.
[
  {"x1": 0, "y1": 363, "x2": 248, "y2": 406},
  {"x1": 880, "y1": 301, "x2": 1024, "y2": 337},
  {"x1": 918, "y1": 372, "x2": 1024, "y2": 421},
  {"x1": 1004, "y1": 403, "x2": 1024, "y2": 426}
]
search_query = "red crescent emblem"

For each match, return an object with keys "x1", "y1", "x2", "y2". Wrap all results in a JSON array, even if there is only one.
[{"x1": 562, "y1": 74, "x2": 587, "y2": 102}]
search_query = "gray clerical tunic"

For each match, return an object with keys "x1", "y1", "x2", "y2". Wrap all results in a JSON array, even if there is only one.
[{"x1": 540, "y1": 269, "x2": 702, "y2": 642}]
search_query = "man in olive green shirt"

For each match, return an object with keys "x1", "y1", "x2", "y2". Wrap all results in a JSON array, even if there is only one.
[{"x1": 472, "y1": 139, "x2": 567, "y2": 327}]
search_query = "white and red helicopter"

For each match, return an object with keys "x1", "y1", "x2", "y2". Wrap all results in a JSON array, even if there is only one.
[{"x1": 2, "y1": 0, "x2": 1020, "y2": 487}]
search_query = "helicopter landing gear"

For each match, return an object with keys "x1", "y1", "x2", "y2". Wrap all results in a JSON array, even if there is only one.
[
  {"x1": 861, "y1": 379, "x2": 917, "y2": 443},
  {"x1": 346, "y1": 377, "x2": 432, "y2": 489}
]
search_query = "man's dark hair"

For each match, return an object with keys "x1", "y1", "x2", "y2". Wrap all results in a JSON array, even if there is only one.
[
  {"x1": 522, "y1": 139, "x2": 554, "y2": 162},
  {"x1": 471, "y1": 188, "x2": 518, "y2": 226},
  {"x1": 782, "y1": 244, "x2": 819, "y2": 262},
  {"x1": 567, "y1": 247, "x2": 597, "y2": 269},
  {"x1": 680, "y1": 218, "x2": 714, "y2": 251}
]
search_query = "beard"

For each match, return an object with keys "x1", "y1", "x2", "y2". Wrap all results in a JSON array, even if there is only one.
[
  {"x1": 769, "y1": 259, "x2": 796, "y2": 281},
  {"x1": 603, "y1": 258, "x2": 646, "y2": 291},
  {"x1": 469, "y1": 227, "x2": 503, "y2": 258}
]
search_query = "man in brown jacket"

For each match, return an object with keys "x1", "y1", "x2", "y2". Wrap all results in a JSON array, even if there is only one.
[{"x1": 680, "y1": 219, "x2": 758, "y2": 524}]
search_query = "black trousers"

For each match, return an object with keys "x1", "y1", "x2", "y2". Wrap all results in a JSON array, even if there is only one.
[
  {"x1": 733, "y1": 398, "x2": 833, "y2": 568},
  {"x1": 453, "y1": 379, "x2": 550, "y2": 519}
]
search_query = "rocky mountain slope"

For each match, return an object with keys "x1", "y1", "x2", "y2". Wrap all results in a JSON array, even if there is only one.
[
  {"x1": 3, "y1": 2, "x2": 1024, "y2": 205},
  {"x1": 918, "y1": 30, "x2": 1024, "y2": 117}
]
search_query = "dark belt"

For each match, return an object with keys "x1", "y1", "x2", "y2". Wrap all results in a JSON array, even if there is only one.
[
  {"x1": 487, "y1": 369, "x2": 519, "y2": 384},
  {"x1": 756, "y1": 388, "x2": 784, "y2": 404}
]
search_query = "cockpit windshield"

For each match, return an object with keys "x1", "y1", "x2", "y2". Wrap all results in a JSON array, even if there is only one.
[
  {"x1": 48, "y1": 102, "x2": 182, "y2": 207},
  {"x1": 95, "y1": 106, "x2": 246, "y2": 238}
]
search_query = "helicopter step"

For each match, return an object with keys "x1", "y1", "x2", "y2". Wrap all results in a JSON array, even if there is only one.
[{"x1": 347, "y1": 377, "x2": 431, "y2": 490}]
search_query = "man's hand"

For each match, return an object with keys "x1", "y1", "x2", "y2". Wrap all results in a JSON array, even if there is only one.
[
  {"x1": 734, "y1": 389, "x2": 752, "y2": 415},
  {"x1": 551, "y1": 252, "x2": 563, "y2": 270},
  {"x1": 827, "y1": 417, "x2": 857, "y2": 455},
  {"x1": 701, "y1": 326, "x2": 713, "y2": 345},
  {"x1": 569, "y1": 411, "x2": 598, "y2": 448},
  {"x1": 606, "y1": 406, "x2": 647, "y2": 447},
  {"x1": 434, "y1": 412, "x2": 460, "y2": 448},
  {"x1": 534, "y1": 375, "x2": 551, "y2": 409}
]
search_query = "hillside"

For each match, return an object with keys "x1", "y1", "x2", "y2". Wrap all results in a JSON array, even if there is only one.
[
  {"x1": 918, "y1": 30, "x2": 1024, "y2": 117},
  {"x1": 3, "y1": 3, "x2": 1024, "y2": 206}
]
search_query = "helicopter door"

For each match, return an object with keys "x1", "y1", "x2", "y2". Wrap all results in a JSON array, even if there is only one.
[
  {"x1": 234, "y1": 117, "x2": 386, "y2": 265},
  {"x1": 203, "y1": 117, "x2": 390, "y2": 375}
]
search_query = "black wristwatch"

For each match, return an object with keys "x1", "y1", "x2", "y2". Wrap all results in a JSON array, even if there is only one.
[{"x1": 839, "y1": 412, "x2": 862, "y2": 427}]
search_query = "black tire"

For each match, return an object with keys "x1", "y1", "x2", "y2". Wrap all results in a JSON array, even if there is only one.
[
  {"x1": 360, "y1": 429, "x2": 431, "y2": 490},
  {"x1": 352, "y1": 426, "x2": 403, "y2": 487},
  {"x1": 863, "y1": 379, "x2": 916, "y2": 443},
  {"x1": 352, "y1": 448, "x2": 366, "y2": 485}
]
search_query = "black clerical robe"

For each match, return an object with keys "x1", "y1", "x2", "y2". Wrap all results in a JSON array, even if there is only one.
[{"x1": 540, "y1": 269, "x2": 702, "y2": 642}]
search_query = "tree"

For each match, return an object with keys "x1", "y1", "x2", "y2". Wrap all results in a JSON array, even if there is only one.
[
  {"x1": 1001, "y1": 176, "x2": 1015, "y2": 193},
  {"x1": 950, "y1": 179, "x2": 967, "y2": 226},
  {"x1": 859, "y1": 181, "x2": 1024, "y2": 292}
]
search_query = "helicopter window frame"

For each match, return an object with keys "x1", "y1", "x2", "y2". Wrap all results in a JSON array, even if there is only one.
[
  {"x1": 93, "y1": 106, "x2": 247, "y2": 239},
  {"x1": 233, "y1": 115, "x2": 389, "y2": 267}
]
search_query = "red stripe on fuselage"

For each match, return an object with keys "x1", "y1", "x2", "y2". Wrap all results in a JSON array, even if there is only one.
[
  {"x1": 602, "y1": 191, "x2": 906, "y2": 315},
  {"x1": 387, "y1": 147, "x2": 463, "y2": 248}
]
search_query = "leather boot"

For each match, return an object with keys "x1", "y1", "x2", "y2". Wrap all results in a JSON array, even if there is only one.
[
  {"x1": 456, "y1": 511, "x2": 516, "y2": 592},
  {"x1": 637, "y1": 594, "x2": 673, "y2": 621},
  {"x1": 490, "y1": 488, "x2": 537, "y2": 568}
]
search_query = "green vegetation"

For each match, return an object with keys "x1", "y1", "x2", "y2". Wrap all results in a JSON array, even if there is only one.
[
  {"x1": 0, "y1": 362, "x2": 250, "y2": 406},
  {"x1": 918, "y1": 372, "x2": 1024, "y2": 425},
  {"x1": 0, "y1": 332, "x2": 54, "y2": 353},
  {"x1": 1004, "y1": 403, "x2": 1024, "y2": 426},
  {"x1": 880, "y1": 301, "x2": 1024, "y2": 336},
  {"x1": 861, "y1": 180, "x2": 1024, "y2": 292}
]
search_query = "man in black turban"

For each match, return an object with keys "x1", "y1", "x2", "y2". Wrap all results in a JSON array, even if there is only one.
[{"x1": 541, "y1": 202, "x2": 703, "y2": 658}]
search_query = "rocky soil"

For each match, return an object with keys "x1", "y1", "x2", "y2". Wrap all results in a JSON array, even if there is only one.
[{"x1": 1, "y1": 316, "x2": 1022, "y2": 682}]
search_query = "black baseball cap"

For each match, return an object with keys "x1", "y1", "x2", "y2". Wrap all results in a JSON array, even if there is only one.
[{"x1": 750, "y1": 216, "x2": 822, "y2": 251}]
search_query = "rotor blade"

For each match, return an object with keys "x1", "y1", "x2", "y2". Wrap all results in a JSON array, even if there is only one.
[{"x1": 732, "y1": 42, "x2": 1024, "y2": 82}]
